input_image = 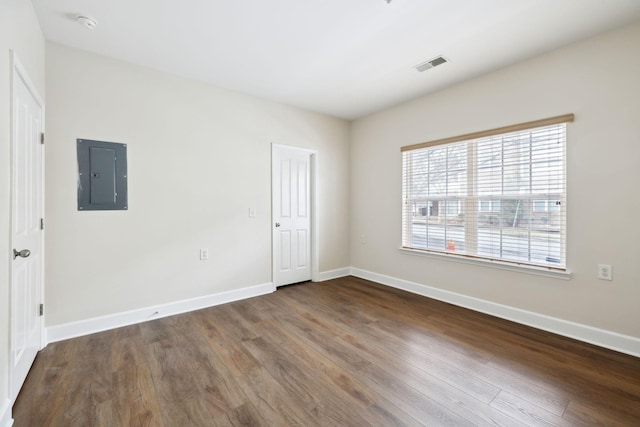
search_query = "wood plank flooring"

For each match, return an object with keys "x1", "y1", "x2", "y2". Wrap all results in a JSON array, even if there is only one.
[{"x1": 12, "y1": 276, "x2": 640, "y2": 426}]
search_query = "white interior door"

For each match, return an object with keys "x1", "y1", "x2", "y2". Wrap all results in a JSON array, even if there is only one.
[
  {"x1": 272, "y1": 145, "x2": 311, "y2": 287},
  {"x1": 10, "y1": 55, "x2": 44, "y2": 403}
]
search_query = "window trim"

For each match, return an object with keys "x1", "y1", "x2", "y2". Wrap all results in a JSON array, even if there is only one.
[{"x1": 398, "y1": 246, "x2": 572, "y2": 280}]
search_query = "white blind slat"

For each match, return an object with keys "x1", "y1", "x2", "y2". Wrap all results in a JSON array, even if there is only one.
[{"x1": 402, "y1": 121, "x2": 568, "y2": 270}]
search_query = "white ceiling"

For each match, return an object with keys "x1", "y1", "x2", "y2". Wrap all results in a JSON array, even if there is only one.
[{"x1": 31, "y1": 0, "x2": 640, "y2": 120}]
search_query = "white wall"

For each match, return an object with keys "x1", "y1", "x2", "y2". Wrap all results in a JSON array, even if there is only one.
[
  {"x1": 45, "y1": 42, "x2": 350, "y2": 326},
  {"x1": 351, "y1": 22, "x2": 640, "y2": 338},
  {"x1": 0, "y1": 0, "x2": 45, "y2": 419}
]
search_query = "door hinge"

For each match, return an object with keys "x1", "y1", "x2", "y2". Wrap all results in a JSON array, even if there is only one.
[
  {"x1": 40, "y1": 218, "x2": 44, "y2": 230},
  {"x1": 39, "y1": 303, "x2": 44, "y2": 316},
  {"x1": 40, "y1": 133, "x2": 45, "y2": 144}
]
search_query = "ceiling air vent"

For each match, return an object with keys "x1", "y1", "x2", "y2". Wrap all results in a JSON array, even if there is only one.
[{"x1": 414, "y1": 55, "x2": 448, "y2": 72}]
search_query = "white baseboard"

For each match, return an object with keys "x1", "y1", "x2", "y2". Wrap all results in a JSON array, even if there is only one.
[
  {"x1": 46, "y1": 282, "x2": 274, "y2": 344},
  {"x1": 0, "y1": 399, "x2": 12, "y2": 427},
  {"x1": 46, "y1": 267, "x2": 351, "y2": 344},
  {"x1": 316, "y1": 267, "x2": 351, "y2": 282},
  {"x1": 350, "y1": 267, "x2": 640, "y2": 358},
  {"x1": 43, "y1": 268, "x2": 640, "y2": 358}
]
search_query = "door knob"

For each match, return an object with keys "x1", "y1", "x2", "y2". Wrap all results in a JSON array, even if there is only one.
[
  {"x1": 13, "y1": 249, "x2": 31, "y2": 260},
  {"x1": 275, "y1": 222, "x2": 281, "y2": 227}
]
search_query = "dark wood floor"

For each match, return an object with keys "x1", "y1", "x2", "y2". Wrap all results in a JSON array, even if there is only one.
[{"x1": 13, "y1": 276, "x2": 640, "y2": 426}]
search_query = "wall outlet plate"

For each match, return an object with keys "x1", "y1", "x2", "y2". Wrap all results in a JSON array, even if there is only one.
[{"x1": 598, "y1": 264, "x2": 612, "y2": 281}]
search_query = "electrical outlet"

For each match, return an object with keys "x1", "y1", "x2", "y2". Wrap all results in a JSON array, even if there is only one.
[
  {"x1": 598, "y1": 264, "x2": 612, "y2": 281},
  {"x1": 360, "y1": 234, "x2": 368, "y2": 244},
  {"x1": 249, "y1": 208, "x2": 256, "y2": 218},
  {"x1": 200, "y1": 248, "x2": 209, "y2": 261}
]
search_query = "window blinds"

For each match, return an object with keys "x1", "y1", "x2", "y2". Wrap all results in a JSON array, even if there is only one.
[{"x1": 401, "y1": 115, "x2": 572, "y2": 270}]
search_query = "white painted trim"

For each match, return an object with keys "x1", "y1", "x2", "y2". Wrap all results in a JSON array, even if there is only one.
[
  {"x1": 42, "y1": 266, "x2": 640, "y2": 360},
  {"x1": 0, "y1": 399, "x2": 12, "y2": 427},
  {"x1": 46, "y1": 282, "x2": 273, "y2": 344},
  {"x1": 316, "y1": 267, "x2": 351, "y2": 282},
  {"x1": 10, "y1": 51, "x2": 44, "y2": 106},
  {"x1": 310, "y1": 152, "x2": 319, "y2": 282},
  {"x1": 350, "y1": 267, "x2": 640, "y2": 358},
  {"x1": 398, "y1": 247, "x2": 572, "y2": 280}
]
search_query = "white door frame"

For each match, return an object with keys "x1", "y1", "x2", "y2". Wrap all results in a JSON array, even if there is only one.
[
  {"x1": 271, "y1": 143, "x2": 319, "y2": 288},
  {"x1": 9, "y1": 51, "x2": 46, "y2": 403}
]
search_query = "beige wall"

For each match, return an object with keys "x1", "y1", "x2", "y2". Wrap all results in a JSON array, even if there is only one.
[
  {"x1": 5, "y1": 7, "x2": 639, "y2": 411},
  {"x1": 350, "y1": 22, "x2": 640, "y2": 338},
  {"x1": 45, "y1": 42, "x2": 350, "y2": 326},
  {"x1": 0, "y1": 0, "x2": 45, "y2": 411}
]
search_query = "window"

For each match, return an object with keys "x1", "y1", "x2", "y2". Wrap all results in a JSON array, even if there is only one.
[
  {"x1": 479, "y1": 200, "x2": 501, "y2": 212},
  {"x1": 533, "y1": 199, "x2": 560, "y2": 212},
  {"x1": 402, "y1": 115, "x2": 572, "y2": 270}
]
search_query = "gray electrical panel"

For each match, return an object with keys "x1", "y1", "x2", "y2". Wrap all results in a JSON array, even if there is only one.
[{"x1": 77, "y1": 139, "x2": 128, "y2": 210}]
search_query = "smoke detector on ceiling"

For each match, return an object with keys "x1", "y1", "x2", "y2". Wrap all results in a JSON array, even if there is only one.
[
  {"x1": 414, "y1": 56, "x2": 449, "y2": 72},
  {"x1": 76, "y1": 15, "x2": 98, "y2": 30}
]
